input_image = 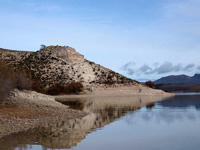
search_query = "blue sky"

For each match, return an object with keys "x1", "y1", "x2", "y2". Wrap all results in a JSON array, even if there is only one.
[{"x1": 0, "y1": 0, "x2": 200, "y2": 81}]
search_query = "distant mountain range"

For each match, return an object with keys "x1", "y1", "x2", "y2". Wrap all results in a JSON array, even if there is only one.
[{"x1": 154, "y1": 74, "x2": 200, "y2": 85}]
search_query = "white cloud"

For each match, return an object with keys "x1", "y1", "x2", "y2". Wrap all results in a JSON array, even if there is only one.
[
  {"x1": 20, "y1": 1, "x2": 62, "y2": 12},
  {"x1": 121, "y1": 62, "x2": 197, "y2": 76},
  {"x1": 164, "y1": 0, "x2": 200, "y2": 18},
  {"x1": 33, "y1": 5, "x2": 62, "y2": 12}
]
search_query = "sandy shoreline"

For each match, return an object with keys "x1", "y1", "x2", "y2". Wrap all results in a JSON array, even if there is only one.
[
  {"x1": 0, "y1": 85, "x2": 173, "y2": 139},
  {"x1": 55, "y1": 84, "x2": 174, "y2": 99}
]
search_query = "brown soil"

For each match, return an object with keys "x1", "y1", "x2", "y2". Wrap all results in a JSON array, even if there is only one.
[{"x1": 0, "y1": 105, "x2": 42, "y2": 119}]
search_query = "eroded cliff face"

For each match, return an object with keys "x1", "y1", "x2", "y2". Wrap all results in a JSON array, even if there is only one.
[
  {"x1": 40, "y1": 46, "x2": 84, "y2": 62},
  {"x1": 0, "y1": 46, "x2": 137, "y2": 87}
]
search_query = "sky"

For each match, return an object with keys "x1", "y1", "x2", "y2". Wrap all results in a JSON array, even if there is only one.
[{"x1": 0, "y1": 0, "x2": 200, "y2": 81}]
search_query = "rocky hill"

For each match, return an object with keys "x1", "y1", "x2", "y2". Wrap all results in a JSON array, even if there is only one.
[
  {"x1": 154, "y1": 74, "x2": 200, "y2": 85},
  {"x1": 0, "y1": 46, "x2": 137, "y2": 87}
]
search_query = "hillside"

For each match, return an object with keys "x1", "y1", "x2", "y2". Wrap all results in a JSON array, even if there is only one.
[
  {"x1": 154, "y1": 74, "x2": 200, "y2": 85},
  {"x1": 0, "y1": 46, "x2": 137, "y2": 87}
]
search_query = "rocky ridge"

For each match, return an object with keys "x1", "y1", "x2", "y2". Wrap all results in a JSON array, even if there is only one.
[
  {"x1": 154, "y1": 74, "x2": 200, "y2": 85},
  {"x1": 0, "y1": 46, "x2": 137, "y2": 87}
]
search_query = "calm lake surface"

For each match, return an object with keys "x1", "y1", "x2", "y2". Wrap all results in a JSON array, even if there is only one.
[{"x1": 1, "y1": 93, "x2": 200, "y2": 150}]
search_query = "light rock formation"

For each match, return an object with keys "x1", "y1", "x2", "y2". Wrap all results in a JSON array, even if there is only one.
[
  {"x1": 40, "y1": 46, "x2": 84, "y2": 62},
  {"x1": 0, "y1": 46, "x2": 137, "y2": 87}
]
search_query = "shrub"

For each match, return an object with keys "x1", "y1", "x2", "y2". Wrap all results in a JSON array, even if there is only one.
[
  {"x1": 46, "y1": 84, "x2": 64, "y2": 95},
  {"x1": 103, "y1": 80, "x2": 115, "y2": 85},
  {"x1": 40, "y1": 44, "x2": 46, "y2": 50},
  {"x1": 0, "y1": 60, "x2": 42, "y2": 101},
  {"x1": 145, "y1": 81, "x2": 155, "y2": 89},
  {"x1": 46, "y1": 82, "x2": 83, "y2": 95},
  {"x1": 64, "y1": 82, "x2": 83, "y2": 94},
  {"x1": 32, "y1": 81, "x2": 44, "y2": 93},
  {"x1": 0, "y1": 60, "x2": 15, "y2": 100},
  {"x1": 15, "y1": 67, "x2": 32, "y2": 90},
  {"x1": 0, "y1": 59, "x2": 48, "y2": 101}
]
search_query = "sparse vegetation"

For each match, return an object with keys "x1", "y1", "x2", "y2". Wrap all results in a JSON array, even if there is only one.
[
  {"x1": 15, "y1": 67, "x2": 32, "y2": 90},
  {"x1": 1, "y1": 46, "x2": 139, "y2": 94},
  {"x1": 46, "y1": 82, "x2": 83, "y2": 95},
  {"x1": 103, "y1": 80, "x2": 115, "y2": 85},
  {"x1": 0, "y1": 60, "x2": 15, "y2": 100},
  {"x1": 32, "y1": 81, "x2": 44, "y2": 93},
  {"x1": 65, "y1": 82, "x2": 83, "y2": 94},
  {"x1": 145, "y1": 81, "x2": 155, "y2": 89},
  {"x1": 0, "y1": 59, "x2": 46, "y2": 101},
  {"x1": 46, "y1": 84, "x2": 64, "y2": 95},
  {"x1": 40, "y1": 44, "x2": 46, "y2": 50}
]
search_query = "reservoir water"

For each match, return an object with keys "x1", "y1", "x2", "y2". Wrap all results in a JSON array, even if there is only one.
[{"x1": 1, "y1": 93, "x2": 200, "y2": 150}]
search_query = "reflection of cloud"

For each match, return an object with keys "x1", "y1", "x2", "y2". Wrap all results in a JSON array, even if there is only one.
[
  {"x1": 121, "y1": 61, "x2": 196, "y2": 76},
  {"x1": 141, "y1": 113, "x2": 152, "y2": 122},
  {"x1": 126, "y1": 107, "x2": 199, "y2": 125},
  {"x1": 125, "y1": 96, "x2": 200, "y2": 125}
]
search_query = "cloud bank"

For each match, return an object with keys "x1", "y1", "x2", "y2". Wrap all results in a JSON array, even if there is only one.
[
  {"x1": 121, "y1": 61, "x2": 196, "y2": 76},
  {"x1": 197, "y1": 66, "x2": 200, "y2": 70}
]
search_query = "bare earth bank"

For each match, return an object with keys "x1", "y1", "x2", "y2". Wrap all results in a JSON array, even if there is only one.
[
  {"x1": 0, "y1": 90, "x2": 85, "y2": 139},
  {"x1": 0, "y1": 85, "x2": 173, "y2": 139}
]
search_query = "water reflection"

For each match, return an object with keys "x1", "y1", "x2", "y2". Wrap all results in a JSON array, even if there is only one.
[
  {"x1": 127, "y1": 95, "x2": 200, "y2": 125},
  {"x1": 157, "y1": 95, "x2": 200, "y2": 110},
  {"x1": 0, "y1": 96, "x2": 167, "y2": 150}
]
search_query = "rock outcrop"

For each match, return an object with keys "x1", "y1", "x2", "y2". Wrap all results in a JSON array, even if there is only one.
[
  {"x1": 39, "y1": 46, "x2": 84, "y2": 62},
  {"x1": 0, "y1": 46, "x2": 137, "y2": 87}
]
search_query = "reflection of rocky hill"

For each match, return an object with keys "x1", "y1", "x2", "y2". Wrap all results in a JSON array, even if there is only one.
[{"x1": 0, "y1": 96, "x2": 166, "y2": 150}]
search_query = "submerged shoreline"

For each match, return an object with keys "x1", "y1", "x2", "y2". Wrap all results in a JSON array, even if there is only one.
[{"x1": 0, "y1": 85, "x2": 173, "y2": 140}]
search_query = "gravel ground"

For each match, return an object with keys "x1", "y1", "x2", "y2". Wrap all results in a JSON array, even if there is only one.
[{"x1": 0, "y1": 90, "x2": 86, "y2": 139}]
